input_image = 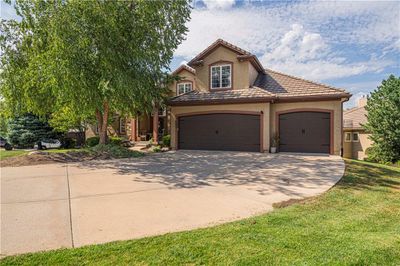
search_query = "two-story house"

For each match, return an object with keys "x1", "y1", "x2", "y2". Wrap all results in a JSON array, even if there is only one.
[{"x1": 125, "y1": 39, "x2": 351, "y2": 154}]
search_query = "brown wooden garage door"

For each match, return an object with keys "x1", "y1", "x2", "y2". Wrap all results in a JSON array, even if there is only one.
[
  {"x1": 279, "y1": 112, "x2": 330, "y2": 153},
  {"x1": 178, "y1": 113, "x2": 260, "y2": 152}
]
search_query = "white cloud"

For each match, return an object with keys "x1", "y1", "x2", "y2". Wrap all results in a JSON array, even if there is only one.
[
  {"x1": 201, "y1": 0, "x2": 235, "y2": 10},
  {"x1": 260, "y1": 24, "x2": 393, "y2": 80},
  {"x1": 176, "y1": 1, "x2": 399, "y2": 57},
  {"x1": 175, "y1": 1, "x2": 399, "y2": 81},
  {"x1": 263, "y1": 24, "x2": 327, "y2": 63}
]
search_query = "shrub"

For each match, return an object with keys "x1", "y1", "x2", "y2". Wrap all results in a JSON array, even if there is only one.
[
  {"x1": 162, "y1": 135, "x2": 171, "y2": 147},
  {"x1": 109, "y1": 136, "x2": 123, "y2": 146},
  {"x1": 86, "y1": 136, "x2": 99, "y2": 147},
  {"x1": 61, "y1": 137, "x2": 76, "y2": 149},
  {"x1": 151, "y1": 145, "x2": 162, "y2": 152},
  {"x1": 4, "y1": 143, "x2": 13, "y2": 150}
]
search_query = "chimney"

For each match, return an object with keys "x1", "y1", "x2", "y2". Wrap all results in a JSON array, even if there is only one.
[{"x1": 357, "y1": 96, "x2": 367, "y2": 107}]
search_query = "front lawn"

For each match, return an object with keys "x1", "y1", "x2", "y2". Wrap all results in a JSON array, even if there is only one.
[
  {"x1": 0, "y1": 149, "x2": 28, "y2": 160},
  {"x1": 2, "y1": 159, "x2": 400, "y2": 265}
]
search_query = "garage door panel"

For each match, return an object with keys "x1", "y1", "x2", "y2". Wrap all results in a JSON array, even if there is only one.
[
  {"x1": 178, "y1": 114, "x2": 260, "y2": 152},
  {"x1": 279, "y1": 112, "x2": 330, "y2": 153}
]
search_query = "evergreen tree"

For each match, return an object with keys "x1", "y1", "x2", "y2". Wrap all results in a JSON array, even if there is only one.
[
  {"x1": 364, "y1": 75, "x2": 400, "y2": 163},
  {"x1": 7, "y1": 114, "x2": 58, "y2": 147}
]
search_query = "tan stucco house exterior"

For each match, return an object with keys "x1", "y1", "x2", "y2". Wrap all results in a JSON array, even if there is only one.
[
  {"x1": 343, "y1": 97, "x2": 372, "y2": 160},
  {"x1": 89, "y1": 39, "x2": 351, "y2": 155},
  {"x1": 165, "y1": 39, "x2": 351, "y2": 155}
]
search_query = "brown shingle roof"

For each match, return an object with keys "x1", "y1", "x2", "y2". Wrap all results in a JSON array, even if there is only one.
[
  {"x1": 254, "y1": 69, "x2": 350, "y2": 98},
  {"x1": 343, "y1": 106, "x2": 367, "y2": 129},
  {"x1": 169, "y1": 88, "x2": 273, "y2": 106},
  {"x1": 169, "y1": 68, "x2": 350, "y2": 105}
]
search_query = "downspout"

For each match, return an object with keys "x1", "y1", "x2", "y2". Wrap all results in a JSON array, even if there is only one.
[{"x1": 340, "y1": 97, "x2": 350, "y2": 157}]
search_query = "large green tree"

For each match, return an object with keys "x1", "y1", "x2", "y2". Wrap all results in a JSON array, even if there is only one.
[
  {"x1": 364, "y1": 75, "x2": 400, "y2": 163},
  {"x1": 0, "y1": 0, "x2": 190, "y2": 144}
]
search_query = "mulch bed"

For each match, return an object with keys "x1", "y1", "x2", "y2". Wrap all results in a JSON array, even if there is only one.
[{"x1": 1, "y1": 151, "x2": 112, "y2": 167}]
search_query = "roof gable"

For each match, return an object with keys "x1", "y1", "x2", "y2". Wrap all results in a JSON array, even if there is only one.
[
  {"x1": 171, "y1": 64, "x2": 196, "y2": 75},
  {"x1": 187, "y1": 39, "x2": 265, "y2": 73},
  {"x1": 343, "y1": 106, "x2": 368, "y2": 129}
]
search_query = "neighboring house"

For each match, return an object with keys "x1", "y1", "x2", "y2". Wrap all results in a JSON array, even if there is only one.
[
  {"x1": 343, "y1": 97, "x2": 372, "y2": 160},
  {"x1": 166, "y1": 39, "x2": 351, "y2": 154}
]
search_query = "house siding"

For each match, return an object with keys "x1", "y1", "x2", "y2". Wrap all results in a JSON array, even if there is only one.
[
  {"x1": 170, "y1": 69, "x2": 197, "y2": 96},
  {"x1": 343, "y1": 130, "x2": 372, "y2": 160},
  {"x1": 192, "y1": 46, "x2": 252, "y2": 91}
]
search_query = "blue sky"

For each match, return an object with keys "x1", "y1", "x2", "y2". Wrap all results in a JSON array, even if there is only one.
[{"x1": 1, "y1": 0, "x2": 399, "y2": 108}]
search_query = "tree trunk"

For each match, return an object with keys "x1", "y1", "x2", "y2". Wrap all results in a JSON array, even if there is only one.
[{"x1": 96, "y1": 101, "x2": 110, "y2": 145}]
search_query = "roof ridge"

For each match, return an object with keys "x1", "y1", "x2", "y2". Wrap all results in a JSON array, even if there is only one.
[
  {"x1": 171, "y1": 64, "x2": 196, "y2": 75},
  {"x1": 188, "y1": 39, "x2": 252, "y2": 65},
  {"x1": 344, "y1": 105, "x2": 365, "y2": 115},
  {"x1": 264, "y1": 68, "x2": 348, "y2": 94}
]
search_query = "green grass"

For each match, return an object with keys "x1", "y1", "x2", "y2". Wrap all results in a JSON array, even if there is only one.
[
  {"x1": 2, "y1": 160, "x2": 400, "y2": 265},
  {"x1": 88, "y1": 144, "x2": 144, "y2": 158},
  {"x1": 45, "y1": 148, "x2": 84, "y2": 154},
  {"x1": 0, "y1": 149, "x2": 28, "y2": 160}
]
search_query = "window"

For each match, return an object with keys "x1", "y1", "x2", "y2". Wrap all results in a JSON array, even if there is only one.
[
  {"x1": 352, "y1": 132, "x2": 359, "y2": 142},
  {"x1": 177, "y1": 82, "x2": 192, "y2": 95},
  {"x1": 211, "y1": 64, "x2": 231, "y2": 89},
  {"x1": 345, "y1": 132, "x2": 351, "y2": 142},
  {"x1": 120, "y1": 118, "x2": 126, "y2": 134}
]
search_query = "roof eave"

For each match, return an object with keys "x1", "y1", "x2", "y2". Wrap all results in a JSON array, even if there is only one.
[
  {"x1": 168, "y1": 97, "x2": 274, "y2": 106},
  {"x1": 275, "y1": 93, "x2": 351, "y2": 103}
]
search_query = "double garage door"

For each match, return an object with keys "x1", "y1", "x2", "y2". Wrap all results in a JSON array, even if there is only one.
[
  {"x1": 177, "y1": 111, "x2": 331, "y2": 153},
  {"x1": 178, "y1": 113, "x2": 261, "y2": 152}
]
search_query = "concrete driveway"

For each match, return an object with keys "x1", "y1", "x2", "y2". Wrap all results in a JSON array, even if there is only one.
[{"x1": 1, "y1": 151, "x2": 344, "y2": 256}]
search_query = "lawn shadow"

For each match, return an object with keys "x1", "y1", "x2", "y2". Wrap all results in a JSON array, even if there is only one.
[{"x1": 336, "y1": 160, "x2": 400, "y2": 191}]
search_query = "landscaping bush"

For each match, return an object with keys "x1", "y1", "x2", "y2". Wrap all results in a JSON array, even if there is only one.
[
  {"x1": 86, "y1": 136, "x2": 99, "y2": 147},
  {"x1": 4, "y1": 143, "x2": 13, "y2": 150},
  {"x1": 151, "y1": 145, "x2": 162, "y2": 152},
  {"x1": 162, "y1": 135, "x2": 171, "y2": 147},
  {"x1": 109, "y1": 136, "x2": 123, "y2": 146},
  {"x1": 60, "y1": 137, "x2": 76, "y2": 149}
]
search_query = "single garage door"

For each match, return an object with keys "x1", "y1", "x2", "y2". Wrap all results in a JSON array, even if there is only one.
[
  {"x1": 178, "y1": 113, "x2": 260, "y2": 152},
  {"x1": 279, "y1": 111, "x2": 330, "y2": 153}
]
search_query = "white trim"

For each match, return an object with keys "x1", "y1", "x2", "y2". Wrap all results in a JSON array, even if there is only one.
[
  {"x1": 345, "y1": 132, "x2": 352, "y2": 142},
  {"x1": 210, "y1": 64, "x2": 231, "y2": 89},
  {"x1": 352, "y1": 132, "x2": 359, "y2": 142},
  {"x1": 177, "y1": 82, "x2": 193, "y2": 95}
]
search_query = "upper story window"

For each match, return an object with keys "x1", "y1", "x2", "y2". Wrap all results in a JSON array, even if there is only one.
[
  {"x1": 211, "y1": 64, "x2": 231, "y2": 89},
  {"x1": 352, "y1": 132, "x2": 359, "y2": 142},
  {"x1": 345, "y1": 132, "x2": 351, "y2": 142},
  {"x1": 177, "y1": 82, "x2": 192, "y2": 95}
]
